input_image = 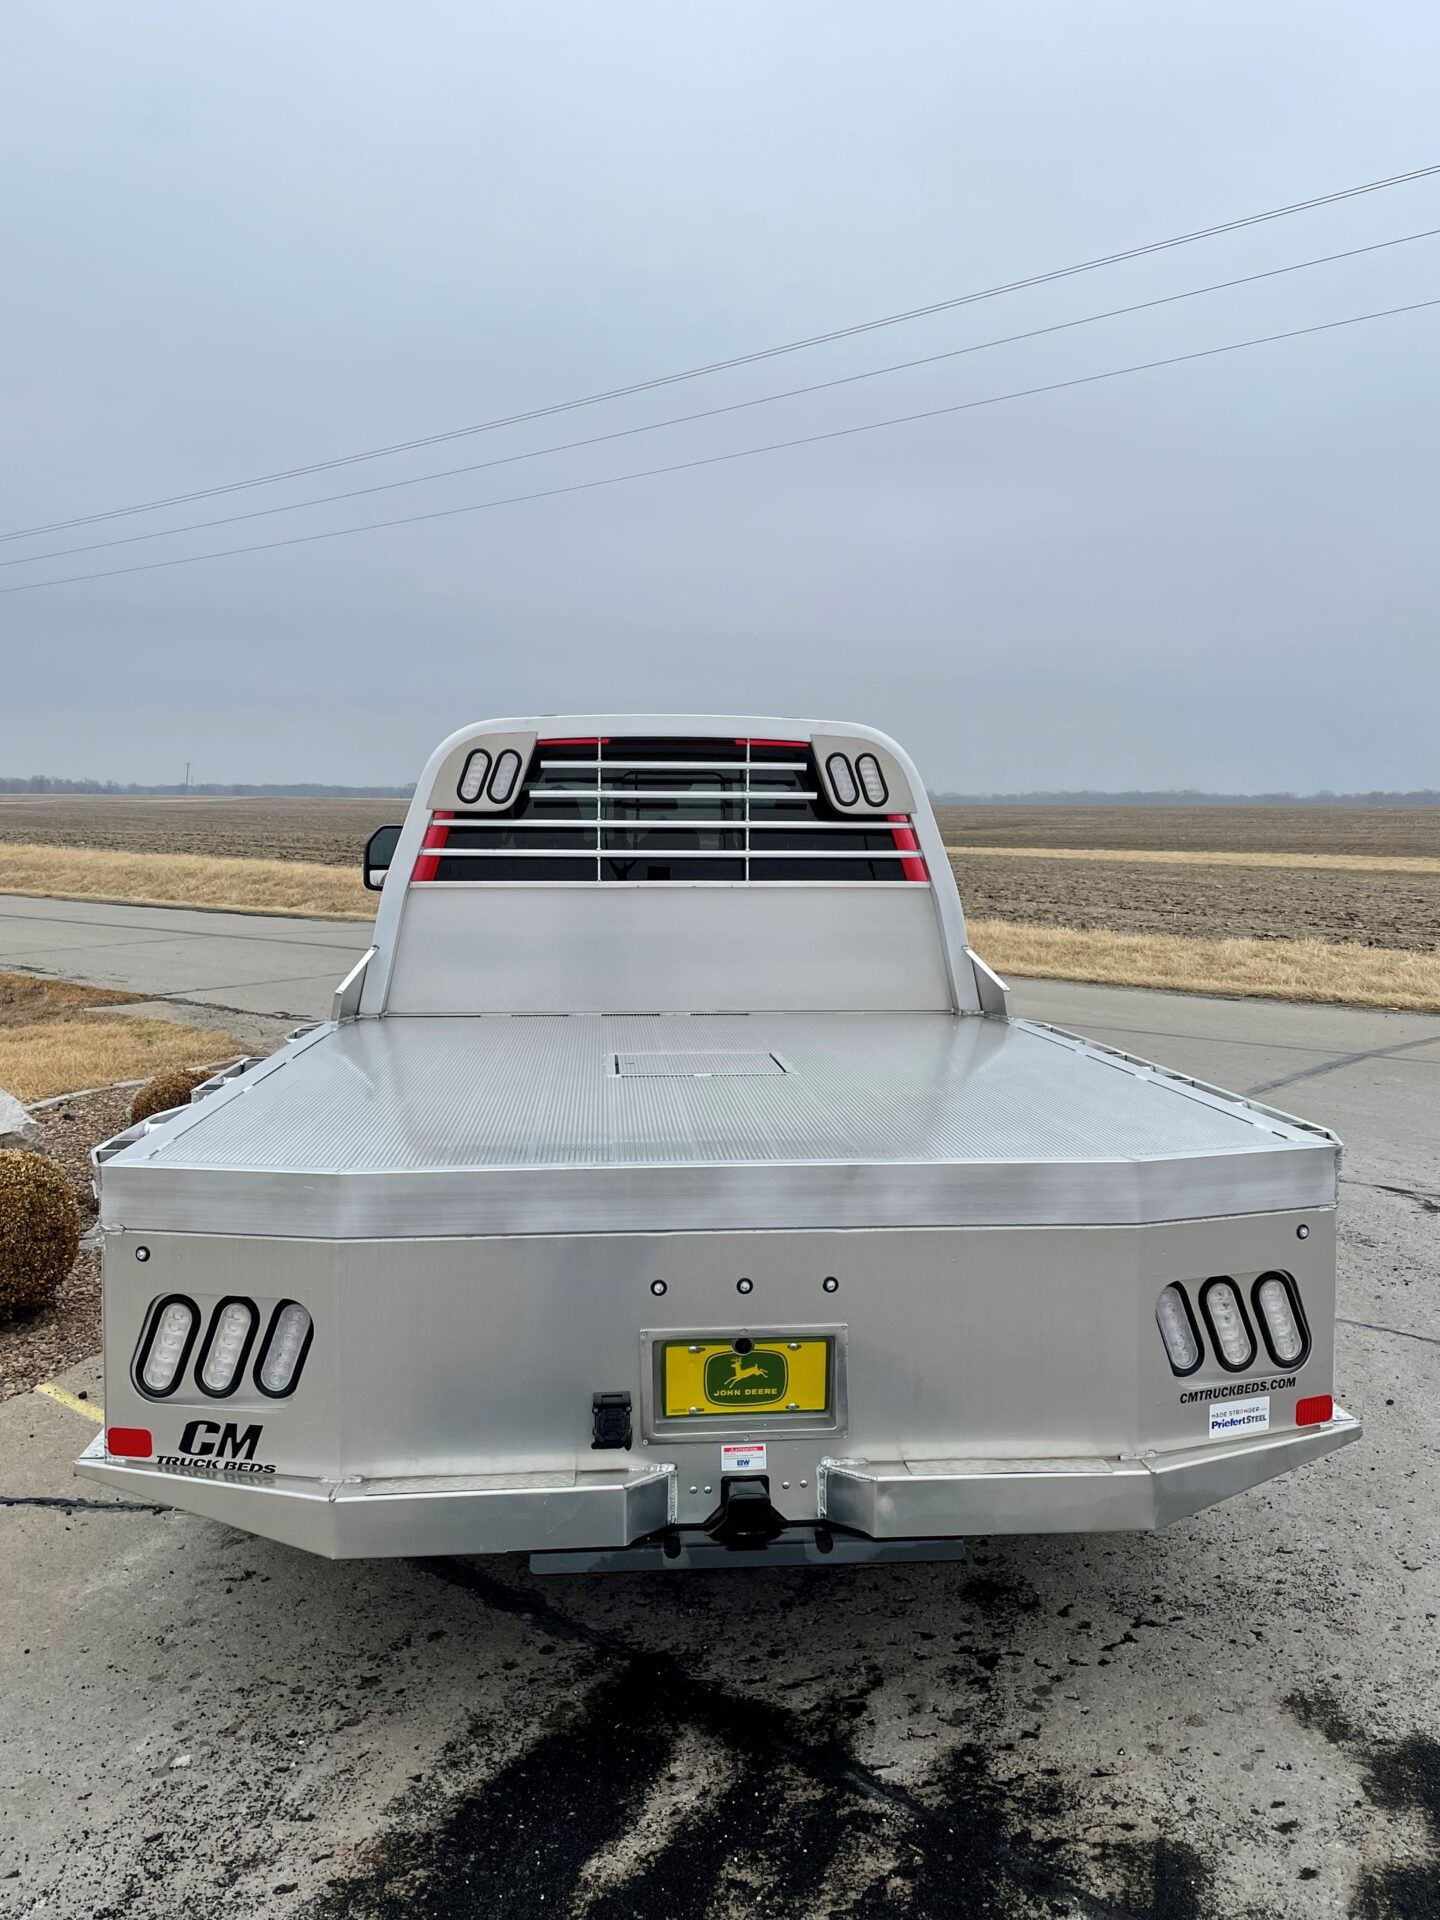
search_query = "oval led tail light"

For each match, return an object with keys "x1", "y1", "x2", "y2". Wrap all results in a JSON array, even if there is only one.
[
  {"x1": 197, "y1": 1298, "x2": 259, "y2": 1396},
  {"x1": 1253, "y1": 1272, "x2": 1309, "y2": 1367},
  {"x1": 1156, "y1": 1283, "x2": 1202, "y2": 1376},
  {"x1": 487, "y1": 749, "x2": 522, "y2": 805},
  {"x1": 827, "y1": 754, "x2": 859, "y2": 806},
  {"x1": 137, "y1": 1296, "x2": 199, "y2": 1396},
  {"x1": 255, "y1": 1301, "x2": 313, "y2": 1397},
  {"x1": 457, "y1": 748, "x2": 492, "y2": 803},
  {"x1": 855, "y1": 753, "x2": 889, "y2": 806},
  {"x1": 1200, "y1": 1277, "x2": 1256, "y2": 1372}
]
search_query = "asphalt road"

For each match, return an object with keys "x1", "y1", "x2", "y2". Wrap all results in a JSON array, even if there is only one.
[{"x1": 1, "y1": 898, "x2": 1438, "y2": 1920}]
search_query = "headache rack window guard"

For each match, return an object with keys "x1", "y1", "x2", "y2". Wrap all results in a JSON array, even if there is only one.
[{"x1": 412, "y1": 738, "x2": 930, "y2": 886}]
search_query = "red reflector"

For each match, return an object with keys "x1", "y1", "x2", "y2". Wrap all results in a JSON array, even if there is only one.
[
  {"x1": 1295, "y1": 1395, "x2": 1333, "y2": 1427},
  {"x1": 107, "y1": 1427, "x2": 153, "y2": 1458}
]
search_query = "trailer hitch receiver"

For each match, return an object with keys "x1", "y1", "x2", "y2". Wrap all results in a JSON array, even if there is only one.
[{"x1": 704, "y1": 1476, "x2": 785, "y2": 1549}]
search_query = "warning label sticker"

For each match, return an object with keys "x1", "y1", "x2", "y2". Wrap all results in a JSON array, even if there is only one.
[{"x1": 1209, "y1": 1395, "x2": 1270, "y2": 1439}]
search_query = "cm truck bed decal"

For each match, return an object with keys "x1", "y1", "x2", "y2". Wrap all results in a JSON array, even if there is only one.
[{"x1": 153, "y1": 1420, "x2": 275, "y2": 1472}]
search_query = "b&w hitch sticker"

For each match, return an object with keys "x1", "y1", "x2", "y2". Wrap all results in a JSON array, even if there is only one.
[{"x1": 1209, "y1": 1395, "x2": 1270, "y2": 1439}]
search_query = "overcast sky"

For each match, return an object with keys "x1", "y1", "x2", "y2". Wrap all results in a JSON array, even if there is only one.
[{"x1": 2, "y1": 2, "x2": 1437, "y2": 791}]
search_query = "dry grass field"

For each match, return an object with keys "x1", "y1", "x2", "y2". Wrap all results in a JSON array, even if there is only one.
[
  {"x1": 3, "y1": 796, "x2": 1439, "y2": 1009},
  {"x1": 0, "y1": 843, "x2": 371, "y2": 918},
  {"x1": 0, "y1": 972, "x2": 244, "y2": 1103}
]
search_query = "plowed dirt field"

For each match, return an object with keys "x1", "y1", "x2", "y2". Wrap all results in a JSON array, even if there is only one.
[{"x1": 3, "y1": 798, "x2": 1438, "y2": 949}]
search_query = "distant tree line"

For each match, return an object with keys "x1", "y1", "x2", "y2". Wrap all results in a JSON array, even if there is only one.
[
  {"x1": 5, "y1": 774, "x2": 1438, "y2": 806},
  {"x1": 0, "y1": 776, "x2": 415, "y2": 797}
]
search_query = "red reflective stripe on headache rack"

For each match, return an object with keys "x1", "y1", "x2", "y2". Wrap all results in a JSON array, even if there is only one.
[
  {"x1": 412, "y1": 811, "x2": 453, "y2": 882},
  {"x1": 539, "y1": 737, "x2": 608, "y2": 746},
  {"x1": 737, "y1": 738, "x2": 808, "y2": 748},
  {"x1": 888, "y1": 813, "x2": 929, "y2": 881}
]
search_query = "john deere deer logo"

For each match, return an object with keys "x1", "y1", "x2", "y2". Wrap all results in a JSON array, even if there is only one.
[{"x1": 704, "y1": 1347, "x2": 788, "y2": 1405}]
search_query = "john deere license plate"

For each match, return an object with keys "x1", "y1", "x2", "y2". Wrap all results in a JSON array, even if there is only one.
[{"x1": 662, "y1": 1339, "x2": 831, "y2": 1418}]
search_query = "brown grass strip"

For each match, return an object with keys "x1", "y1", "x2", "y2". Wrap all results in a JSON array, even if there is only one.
[
  {"x1": 0, "y1": 971, "x2": 141, "y2": 1026},
  {"x1": 970, "y1": 919, "x2": 1440, "y2": 1012},
  {"x1": 5, "y1": 844, "x2": 1438, "y2": 1011},
  {"x1": 0, "y1": 1017, "x2": 245, "y2": 1104},
  {"x1": 0, "y1": 843, "x2": 373, "y2": 919},
  {"x1": 948, "y1": 844, "x2": 1440, "y2": 874}
]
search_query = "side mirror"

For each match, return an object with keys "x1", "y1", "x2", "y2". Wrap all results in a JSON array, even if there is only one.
[{"x1": 364, "y1": 824, "x2": 402, "y2": 892}]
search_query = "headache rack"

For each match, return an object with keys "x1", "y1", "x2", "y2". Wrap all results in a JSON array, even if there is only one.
[{"x1": 412, "y1": 735, "x2": 929, "y2": 885}]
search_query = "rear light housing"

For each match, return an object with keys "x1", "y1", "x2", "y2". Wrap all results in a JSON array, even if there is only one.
[
  {"x1": 826, "y1": 753, "x2": 858, "y2": 806},
  {"x1": 487, "y1": 749, "x2": 522, "y2": 805},
  {"x1": 135, "y1": 1296, "x2": 200, "y2": 1397},
  {"x1": 457, "y1": 748, "x2": 491, "y2": 803},
  {"x1": 196, "y1": 1298, "x2": 259, "y2": 1396},
  {"x1": 1199, "y1": 1277, "x2": 1256, "y2": 1372},
  {"x1": 855, "y1": 753, "x2": 889, "y2": 806},
  {"x1": 1155, "y1": 1283, "x2": 1203, "y2": 1375},
  {"x1": 255, "y1": 1302, "x2": 313, "y2": 1397},
  {"x1": 1252, "y1": 1271, "x2": 1310, "y2": 1368}
]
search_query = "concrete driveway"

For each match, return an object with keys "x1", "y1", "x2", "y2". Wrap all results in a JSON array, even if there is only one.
[{"x1": 1, "y1": 898, "x2": 1437, "y2": 1918}]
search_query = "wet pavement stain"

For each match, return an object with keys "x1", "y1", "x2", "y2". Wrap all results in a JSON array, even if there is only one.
[
  {"x1": 301, "y1": 1558, "x2": 1220, "y2": 1920},
  {"x1": 1288, "y1": 1690, "x2": 1440, "y2": 1920}
]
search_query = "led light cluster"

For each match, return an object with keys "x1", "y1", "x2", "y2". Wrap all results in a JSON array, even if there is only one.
[
  {"x1": 257, "y1": 1302, "x2": 313, "y2": 1397},
  {"x1": 457, "y1": 745, "x2": 523, "y2": 806},
  {"x1": 1253, "y1": 1272, "x2": 1309, "y2": 1366},
  {"x1": 1155, "y1": 1272, "x2": 1310, "y2": 1377},
  {"x1": 134, "y1": 1295, "x2": 312, "y2": 1399},
  {"x1": 140, "y1": 1298, "x2": 198, "y2": 1394},
  {"x1": 1155, "y1": 1284, "x2": 1201, "y2": 1375},
  {"x1": 198, "y1": 1299, "x2": 258, "y2": 1395},
  {"x1": 825, "y1": 750, "x2": 889, "y2": 809}
]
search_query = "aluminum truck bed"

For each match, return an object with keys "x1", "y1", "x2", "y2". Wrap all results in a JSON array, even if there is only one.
[
  {"x1": 78, "y1": 715, "x2": 1359, "y2": 1564},
  {"x1": 95, "y1": 1011, "x2": 1337, "y2": 1237}
]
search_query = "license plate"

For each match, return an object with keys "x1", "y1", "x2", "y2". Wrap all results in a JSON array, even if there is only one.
[{"x1": 661, "y1": 1338, "x2": 831, "y2": 1418}]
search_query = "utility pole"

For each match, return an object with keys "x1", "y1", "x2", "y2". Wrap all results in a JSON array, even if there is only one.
[{"x1": 183, "y1": 761, "x2": 191, "y2": 792}]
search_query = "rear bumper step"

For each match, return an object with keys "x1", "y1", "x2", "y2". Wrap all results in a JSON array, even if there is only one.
[
  {"x1": 75, "y1": 1412, "x2": 1359, "y2": 1557},
  {"x1": 820, "y1": 1411, "x2": 1361, "y2": 1535},
  {"x1": 74, "y1": 1434, "x2": 673, "y2": 1558}
]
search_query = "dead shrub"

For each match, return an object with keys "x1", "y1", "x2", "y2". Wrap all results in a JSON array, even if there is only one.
[
  {"x1": 131, "y1": 1065, "x2": 210, "y2": 1123},
  {"x1": 0, "y1": 1149, "x2": 80, "y2": 1316}
]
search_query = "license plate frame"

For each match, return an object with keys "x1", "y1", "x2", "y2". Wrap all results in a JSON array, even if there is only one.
[{"x1": 640, "y1": 1325, "x2": 848, "y2": 1441}]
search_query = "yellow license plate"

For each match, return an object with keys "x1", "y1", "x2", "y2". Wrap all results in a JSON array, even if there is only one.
[{"x1": 662, "y1": 1339, "x2": 831, "y2": 1418}]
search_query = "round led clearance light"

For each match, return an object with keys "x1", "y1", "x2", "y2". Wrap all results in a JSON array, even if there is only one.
[
  {"x1": 200, "y1": 1299, "x2": 256, "y2": 1395},
  {"x1": 487, "y1": 749, "x2": 522, "y2": 805},
  {"x1": 1155, "y1": 1284, "x2": 1200, "y2": 1375},
  {"x1": 457, "y1": 748, "x2": 492, "y2": 803},
  {"x1": 826, "y1": 754, "x2": 859, "y2": 806},
  {"x1": 257, "y1": 1302, "x2": 313, "y2": 1396},
  {"x1": 855, "y1": 753, "x2": 889, "y2": 806},
  {"x1": 140, "y1": 1298, "x2": 197, "y2": 1394}
]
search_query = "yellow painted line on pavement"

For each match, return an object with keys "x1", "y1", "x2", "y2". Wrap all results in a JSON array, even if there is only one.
[{"x1": 35, "y1": 1381, "x2": 104, "y2": 1425}]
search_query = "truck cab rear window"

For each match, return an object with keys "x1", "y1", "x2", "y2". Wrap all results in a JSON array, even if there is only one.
[{"x1": 415, "y1": 738, "x2": 928, "y2": 885}]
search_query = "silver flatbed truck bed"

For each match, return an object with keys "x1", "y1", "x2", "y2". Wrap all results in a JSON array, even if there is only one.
[
  {"x1": 77, "y1": 716, "x2": 1359, "y2": 1566},
  {"x1": 96, "y1": 1011, "x2": 1335, "y2": 1236}
]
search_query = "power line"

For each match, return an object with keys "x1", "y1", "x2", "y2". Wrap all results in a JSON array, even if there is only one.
[
  {"x1": 3, "y1": 161, "x2": 1438, "y2": 547},
  {"x1": 3, "y1": 294, "x2": 1434, "y2": 598},
  {"x1": 7, "y1": 225, "x2": 1436, "y2": 570}
]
